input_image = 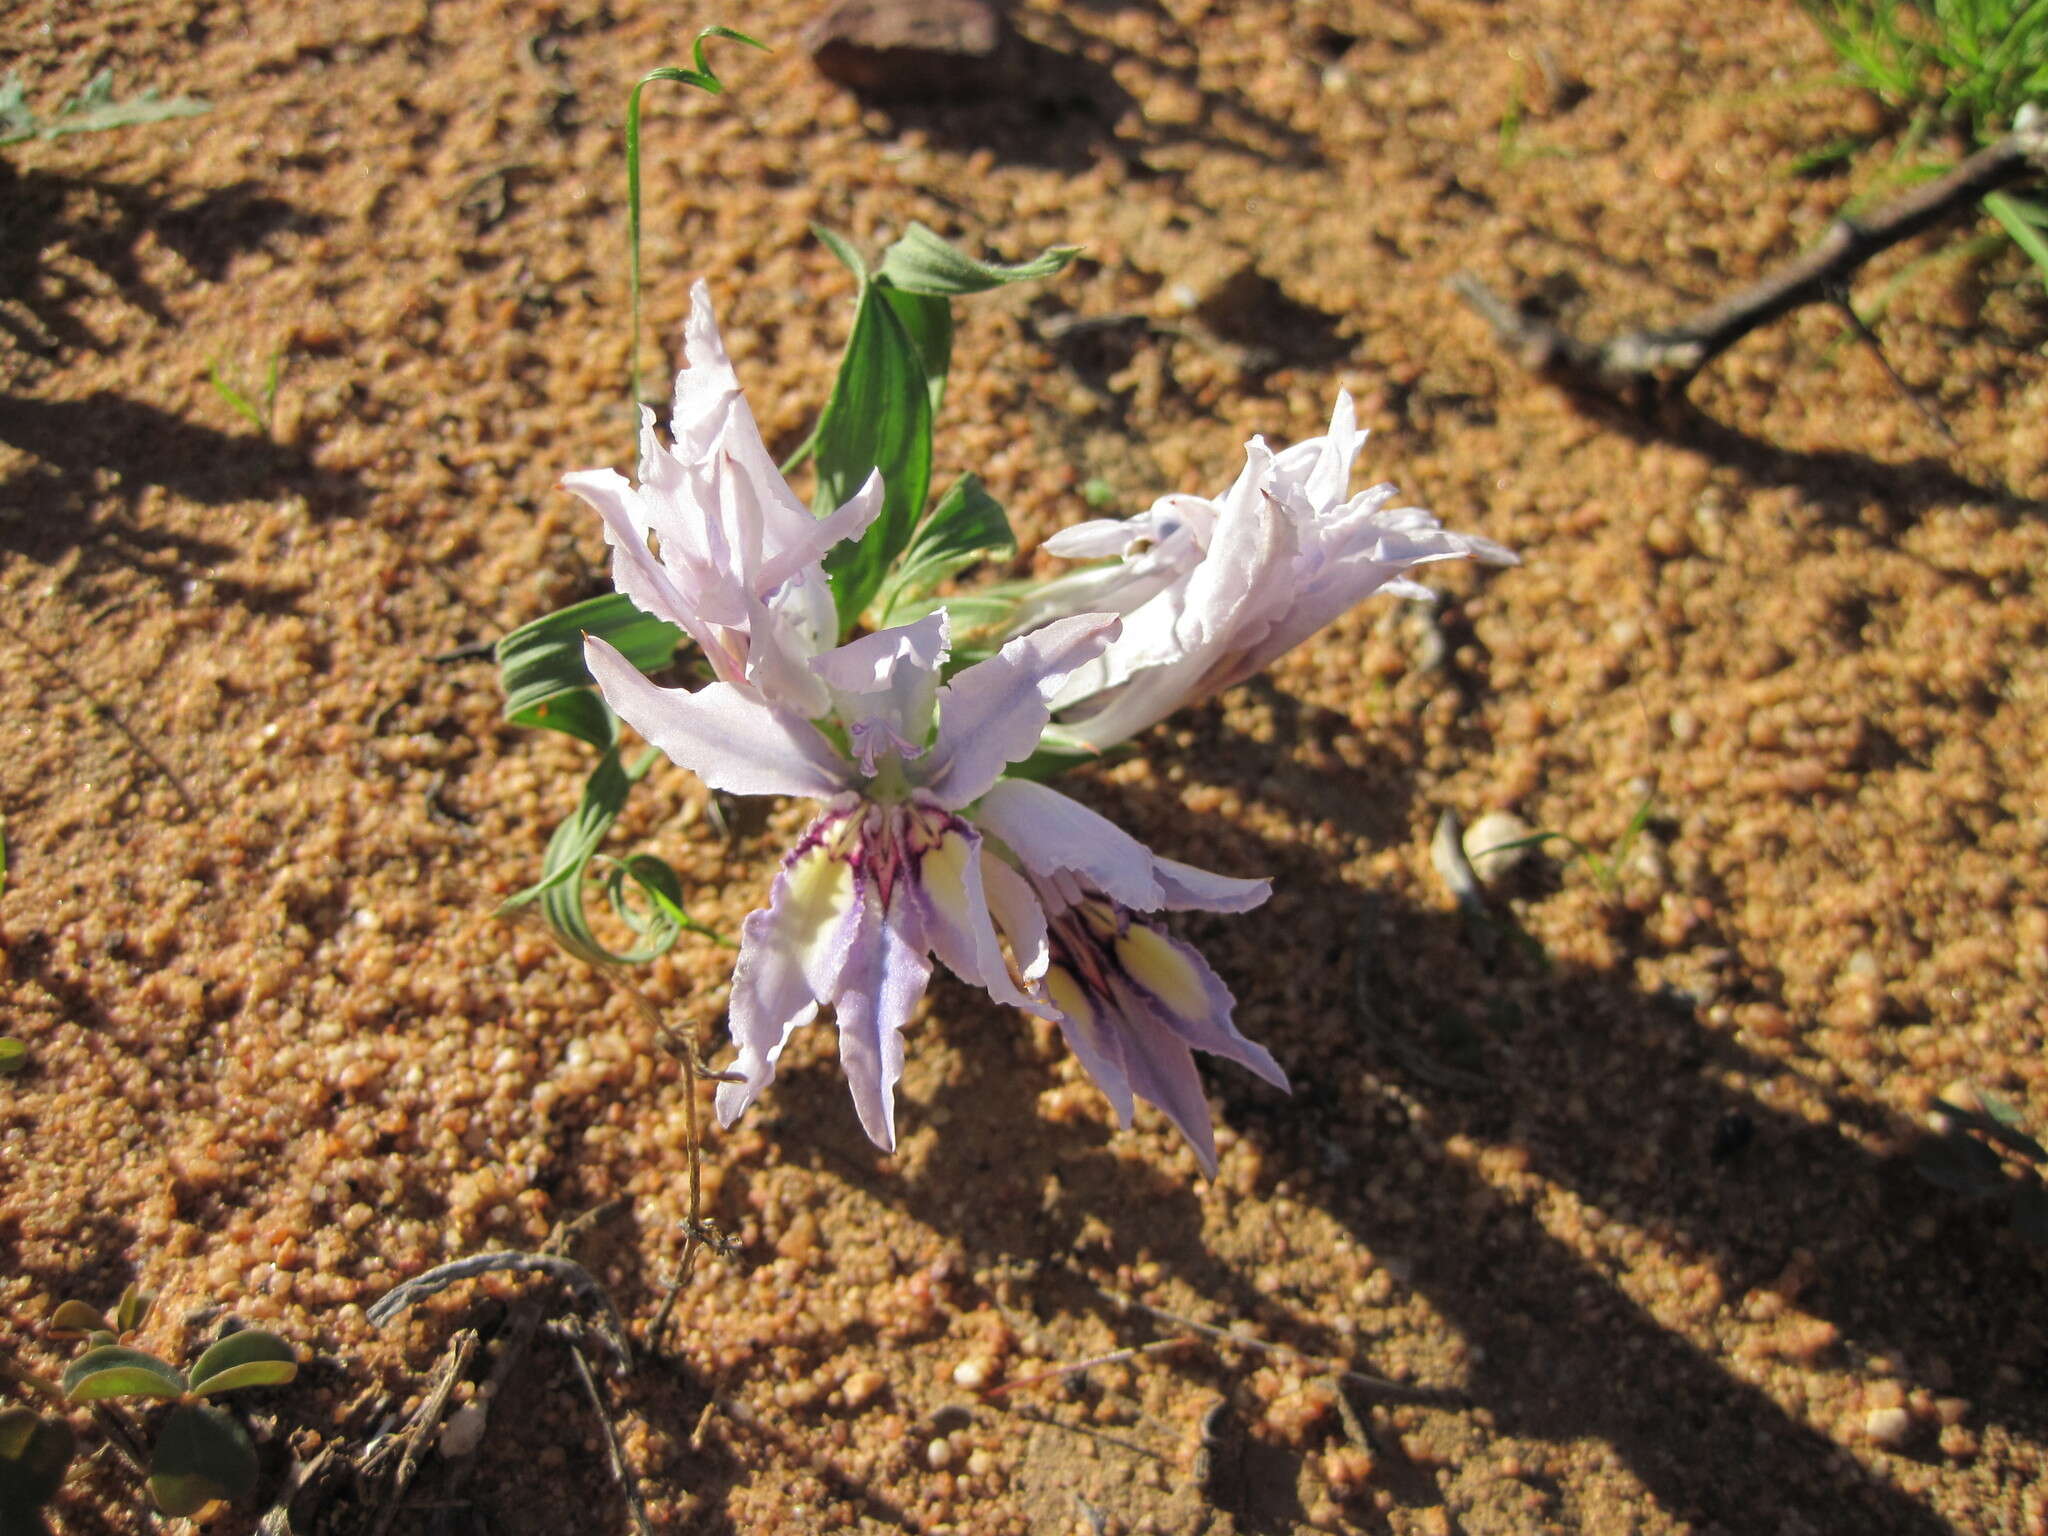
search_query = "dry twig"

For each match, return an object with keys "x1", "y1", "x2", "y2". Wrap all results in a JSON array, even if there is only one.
[{"x1": 1453, "y1": 107, "x2": 2048, "y2": 412}]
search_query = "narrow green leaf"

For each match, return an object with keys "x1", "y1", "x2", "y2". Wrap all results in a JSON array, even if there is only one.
[
  {"x1": 875, "y1": 222, "x2": 1081, "y2": 296},
  {"x1": 870, "y1": 474, "x2": 1017, "y2": 628},
  {"x1": 60, "y1": 1346, "x2": 187, "y2": 1403},
  {"x1": 881, "y1": 287, "x2": 953, "y2": 417},
  {"x1": 495, "y1": 592, "x2": 683, "y2": 748},
  {"x1": 602, "y1": 853, "x2": 728, "y2": 949},
  {"x1": 147, "y1": 1403, "x2": 257, "y2": 1517},
  {"x1": 111, "y1": 1285, "x2": 151, "y2": 1336},
  {"x1": 813, "y1": 265, "x2": 934, "y2": 632},
  {"x1": 1984, "y1": 191, "x2": 2048, "y2": 291},
  {"x1": 188, "y1": 1331, "x2": 296, "y2": 1396},
  {"x1": 500, "y1": 747, "x2": 654, "y2": 912},
  {"x1": 503, "y1": 750, "x2": 701, "y2": 966},
  {"x1": 0, "y1": 1407, "x2": 73, "y2": 1512},
  {"x1": 0, "y1": 1039, "x2": 24, "y2": 1078},
  {"x1": 625, "y1": 28, "x2": 771, "y2": 408}
]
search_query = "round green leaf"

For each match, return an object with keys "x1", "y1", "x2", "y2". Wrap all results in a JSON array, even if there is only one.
[
  {"x1": 188, "y1": 1331, "x2": 297, "y2": 1396},
  {"x1": 147, "y1": 1403, "x2": 256, "y2": 1516},
  {"x1": 47, "y1": 1300, "x2": 110, "y2": 1337},
  {"x1": 60, "y1": 1346, "x2": 186, "y2": 1403},
  {"x1": 0, "y1": 1406, "x2": 74, "y2": 1507}
]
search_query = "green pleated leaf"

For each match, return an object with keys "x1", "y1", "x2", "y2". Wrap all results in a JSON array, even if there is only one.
[
  {"x1": 147, "y1": 1403, "x2": 257, "y2": 1517},
  {"x1": 875, "y1": 222, "x2": 1081, "y2": 297},
  {"x1": 188, "y1": 1330, "x2": 297, "y2": 1396},
  {"x1": 0, "y1": 1407, "x2": 73, "y2": 1512},
  {"x1": 881, "y1": 286, "x2": 953, "y2": 418},
  {"x1": 60, "y1": 1346, "x2": 186, "y2": 1403},
  {"x1": 870, "y1": 474, "x2": 1018, "y2": 629},
  {"x1": 495, "y1": 593, "x2": 684, "y2": 748},
  {"x1": 813, "y1": 232, "x2": 934, "y2": 635}
]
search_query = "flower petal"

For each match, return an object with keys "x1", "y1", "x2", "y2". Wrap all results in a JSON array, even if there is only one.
[
  {"x1": 1152, "y1": 856, "x2": 1270, "y2": 914},
  {"x1": 832, "y1": 889, "x2": 933, "y2": 1152},
  {"x1": 972, "y1": 779, "x2": 1165, "y2": 911},
  {"x1": 1041, "y1": 965, "x2": 1135, "y2": 1127},
  {"x1": 584, "y1": 636, "x2": 850, "y2": 798},
  {"x1": 714, "y1": 810, "x2": 867, "y2": 1126},
  {"x1": 756, "y1": 469, "x2": 884, "y2": 594},
  {"x1": 980, "y1": 852, "x2": 1048, "y2": 982},
  {"x1": 920, "y1": 613, "x2": 1122, "y2": 808},
  {"x1": 1110, "y1": 995, "x2": 1223, "y2": 1178},
  {"x1": 1113, "y1": 922, "x2": 1287, "y2": 1091},
  {"x1": 907, "y1": 809, "x2": 1030, "y2": 1007}
]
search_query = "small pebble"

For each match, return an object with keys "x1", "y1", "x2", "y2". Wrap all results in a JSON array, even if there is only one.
[
  {"x1": 1463, "y1": 811, "x2": 1536, "y2": 885},
  {"x1": 1864, "y1": 1406, "x2": 1913, "y2": 1449},
  {"x1": 952, "y1": 1356, "x2": 993, "y2": 1390},
  {"x1": 926, "y1": 1436, "x2": 956, "y2": 1470}
]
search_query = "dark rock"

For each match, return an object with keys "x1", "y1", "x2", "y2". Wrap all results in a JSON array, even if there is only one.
[{"x1": 805, "y1": 0, "x2": 1016, "y2": 101}]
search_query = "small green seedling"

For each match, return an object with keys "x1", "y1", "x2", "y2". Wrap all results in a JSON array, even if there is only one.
[
  {"x1": 209, "y1": 350, "x2": 286, "y2": 438},
  {"x1": 0, "y1": 70, "x2": 209, "y2": 148},
  {"x1": 1916, "y1": 1085, "x2": 2048, "y2": 1245},
  {"x1": 0, "y1": 1038, "x2": 25, "y2": 1077},
  {"x1": 46, "y1": 1288, "x2": 299, "y2": 1517}
]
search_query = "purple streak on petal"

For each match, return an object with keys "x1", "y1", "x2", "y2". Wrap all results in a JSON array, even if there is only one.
[
  {"x1": 832, "y1": 887, "x2": 933, "y2": 1152},
  {"x1": 972, "y1": 779, "x2": 1165, "y2": 911},
  {"x1": 979, "y1": 852, "x2": 1049, "y2": 982},
  {"x1": 920, "y1": 613, "x2": 1122, "y2": 808},
  {"x1": 584, "y1": 636, "x2": 850, "y2": 797},
  {"x1": 1152, "y1": 856, "x2": 1271, "y2": 914}
]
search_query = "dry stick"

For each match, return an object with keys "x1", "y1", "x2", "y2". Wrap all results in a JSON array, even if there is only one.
[
  {"x1": 366, "y1": 1327, "x2": 479, "y2": 1536},
  {"x1": 1452, "y1": 109, "x2": 2048, "y2": 410},
  {"x1": 1105, "y1": 1289, "x2": 1466, "y2": 1409},
  {"x1": 367, "y1": 1251, "x2": 630, "y2": 1373},
  {"x1": 559, "y1": 1332, "x2": 654, "y2": 1536},
  {"x1": 979, "y1": 1338, "x2": 1194, "y2": 1400}
]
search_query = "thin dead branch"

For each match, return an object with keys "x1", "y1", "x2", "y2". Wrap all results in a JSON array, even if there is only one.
[
  {"x1": 367, "y1": 1251, "x2": 631, "y2": 1374},
  {"x1": 1453, "y1": 107, "x2": 2048, "y2": 412}
]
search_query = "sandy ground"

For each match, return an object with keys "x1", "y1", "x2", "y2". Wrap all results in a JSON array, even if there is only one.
[{"x1": 4, "y1": 0, "x2": 2047, "y2": 1532}]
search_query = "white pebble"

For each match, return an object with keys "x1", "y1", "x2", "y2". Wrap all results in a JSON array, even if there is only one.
[
  {"x1": 1864, "y1": 1406, "x2": 1913, "y2": 1449},
  {"x1": 926, "y1": 1435, "x2": 955, "y2": 1470},
  {"x1": 1463, "y1": 811, "x2": 1535, "y2": 885},
  {"x1": 951, "y1": 1356, "x2": 992, "y2": 1390}
]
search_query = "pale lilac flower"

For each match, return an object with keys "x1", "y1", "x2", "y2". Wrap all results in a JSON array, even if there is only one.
[
  {"x1": 583, "y1": 609, "x2": 1131, "y2": 1151},
  {"x1": 560, "y1": 280, "x2": 882, "y2": 717},
  {"x1": 1028, "y1": 392, "x2": 1516, "y2": 752},
  {"x1": 567, "y1": 280, "x2": 1295, "y2": 1170}
]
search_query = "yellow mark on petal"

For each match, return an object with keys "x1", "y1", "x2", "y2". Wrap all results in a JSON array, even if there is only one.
[
  {"x1": 1116, "y1": 925, "x2": 1210, "y2": 1021},
  {"x1": 1043, "y1": 965, "x2": 1094, "y2": 1029},
  {"x1": 919, "y1": 830, "x2": 975, "y2": 930},
  {"x1": 784, "y1": 845, "x2": 856, "y2": 944}
]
